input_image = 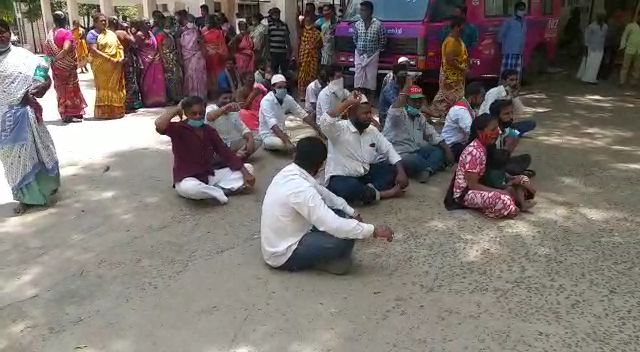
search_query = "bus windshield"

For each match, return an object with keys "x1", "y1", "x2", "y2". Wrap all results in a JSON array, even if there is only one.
[{"x1": 343, "y1": 0, "x2": 429, "y2": 22}]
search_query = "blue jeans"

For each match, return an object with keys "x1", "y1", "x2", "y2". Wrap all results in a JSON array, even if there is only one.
[
  {"x1": 327, "y1": 162, "x2": 396, "y2": 204},
  {"x1": 278, "y1": 210, "x2": 355, "y2": 272},
  {"x1": 512, "y1": 120, "x2": 536, "y2": 136},
  {"x1": 400, "y1": 145, "x2": 445, "y2": 177}
]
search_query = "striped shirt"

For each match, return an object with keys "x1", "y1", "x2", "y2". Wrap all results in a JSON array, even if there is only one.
[{"x1": 268, "y1": 19, "x2": 290, "y2": 53}]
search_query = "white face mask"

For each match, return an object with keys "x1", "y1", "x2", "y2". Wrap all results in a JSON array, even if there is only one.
[
  {"x1": 516, "y1": 10, "x2": 526, "y2": 17},
  {"x1": 329, "y1": 77, "x2": 344, "y2": 91}
]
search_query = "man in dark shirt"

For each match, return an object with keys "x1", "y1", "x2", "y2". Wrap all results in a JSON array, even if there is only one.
[
  {"x1": 155, "y1": 96, "x2": 256, "y2": 204},
  {"x1": 195, "y1": 4, "x2": 209, "y2": 29},
  {"x1": 267, "y1": 7, "x2": 292, "y2": 76}
]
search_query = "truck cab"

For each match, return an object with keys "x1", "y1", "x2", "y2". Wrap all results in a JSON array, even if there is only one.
[{"x1": 335, "y1": 0, "x2": 561, "y2": 84}]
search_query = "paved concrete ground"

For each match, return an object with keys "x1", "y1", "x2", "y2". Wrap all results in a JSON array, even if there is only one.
[{"x1": 1, "y1": 72, "x2": 639, "y2": 352}]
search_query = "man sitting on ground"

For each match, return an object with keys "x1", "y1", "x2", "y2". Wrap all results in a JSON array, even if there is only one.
[
  {"x1": 206, "y1": 90, "x2": 259, "y2": 161},
  {"x1": 156, "y1": 96, "x2": 255, "y2": 204},
  {"x1": 321, "y1": 92, "x2": 408, "y2": 204},
  {"x1": 305, "y1": 65, "x2": 330, "y2": 114},
  {"x1": 316, "y1": 64, "x2": 351, "y2": 119},
  {"x1": 441, "y1": 81, "x2": 485, "y2": 160},
  {"x1": 378, "y1": 67, "x2": 406, "y2": 127},
  {"x1": 491, "y1": 99, "x2": 534, "y2": 176},
  {"x1": 218, "y1": 56, "x2": 242, "y2": 94},
  {"x1": 383, "y1": 80, "x2": 454, "y2": 183},
  {"x1": 479, "y1": 69, "x2": 536, "y2": 135},
  {"x1": 261, "y1": 137, "x2": 394, "y2": 275},
  {"x1": 259, "y1": 74, "x2": 323, "y2": 152}
]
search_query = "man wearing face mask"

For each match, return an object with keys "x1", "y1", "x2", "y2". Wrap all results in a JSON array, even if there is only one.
[
  {"x1": 321, "y1": 92, "x2": 408, "y2": 204},
  {"x1": 259, "y1": 74, "x2": 323, "y2": 152},
  {"x1": 383, "y1": 80, "x2": 454, "y2": 183},
  {"x1": 442, "y1": 82, "x2": 485, "y2": 161},
  {"x1": 498, "y1": 2, "x2": 527, "y2": 79},
  {"x1": 490, "y1": 99, "x2": 534, "y2": 177},
  {"x1": 440, "y1": 5, "x2": 478, "y2": 50},
  {"x1": 156, "y1": 96, "x2": 256, "y2": 204},
  {"x1": 316, "y1": 65, "x2": 351, "y2": 120},
  {"x1": 305, "y1": 65, "x2": 331, "y2": 114}
]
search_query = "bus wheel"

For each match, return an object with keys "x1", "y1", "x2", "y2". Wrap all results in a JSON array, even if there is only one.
[{"x1": 523, "y1": 48, "x2": 547, "y2": 85}]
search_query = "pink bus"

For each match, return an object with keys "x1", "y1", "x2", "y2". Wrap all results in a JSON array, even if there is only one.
[{"x1": 335, "y1": 0, "x2": 561, "y2": 84}]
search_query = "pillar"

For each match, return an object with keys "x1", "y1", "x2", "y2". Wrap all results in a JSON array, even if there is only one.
[
  {"x1": 99, "y1": 0, "x2": 114, "y2": 17},
  {"x1": 67, "y1": 0, "x2": 79, "y2": 25},
  {"x1": 40, "y1": 0, "x2": 54, "y2": 32},
  {"x1": 141, "y1": 0, "x2": 157, "y2": 19}
]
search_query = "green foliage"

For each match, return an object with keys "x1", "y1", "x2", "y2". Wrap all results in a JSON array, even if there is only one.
[
  {"x1": 51, "y1": 0, "x2": 66, "y2": 12},
  {"x1": 0, "y1": 0, "x2": 15, "y2": 22},
  {"x1": 78, "y1": 3, "x2": 99, "y2": 17},
  {"x1": 115, "y1": 6, "x2": 138, "y2": 20},
  {"x1": 21, "y1": 0, "x2": 42, "y2": 22}
]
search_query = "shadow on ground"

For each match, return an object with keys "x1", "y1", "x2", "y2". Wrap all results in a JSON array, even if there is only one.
[{"x1": 1, "y1": 82, "x2": 639, "y2": 351}]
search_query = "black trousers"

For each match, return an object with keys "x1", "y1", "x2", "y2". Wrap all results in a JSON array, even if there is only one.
[
  {"x1": 271, "y1": 52, "x2": 288, "y2": 75},
  {"x1": 506, "y1": 154, "x2": 531, "y2": 176}
]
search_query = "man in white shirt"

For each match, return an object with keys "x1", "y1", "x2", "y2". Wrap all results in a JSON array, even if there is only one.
[
  {"x1": 259, "y1": 74, "x2": 323, "y2": 152},
  {"x1": 304, "y1": 66, "x2": 329, "y2": 113},
  {"x1": 261, "y1": 137, "x2": 394, "y2": 274},
  {"x1": 478, "y1": 69, "x2": 536, "y2": 136},
  {"x1": 383, "y1": 81, "x2": 454, "y2": 183},
  {"x1": 441, "y1": 82, "x2": 485, "y2": 160},
  {"x1": 206, "y1": 90, "x2": 259, "y2": 161},
  {"x1": 316, "y1": 65, "x2": 351, "y2": 119},
  {"x1": 321, "y1": 91, "x2": 409, "y2": 204}
]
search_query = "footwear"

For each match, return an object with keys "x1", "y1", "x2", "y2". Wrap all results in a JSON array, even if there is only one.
[
  {"x1": 418, "y1": 170, "x2": 432, "y2": 183},
  {"x1": 315, "y1": 257, "x2": 353, "y2": 275}
]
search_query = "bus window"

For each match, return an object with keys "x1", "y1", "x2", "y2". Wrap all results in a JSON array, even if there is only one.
[
  {"x1": 485, "y1": 0, "x2": 529, "y2": 17},
  {"x1": 428, "y1": 0, "x2": 465, "y2": 22},
  {"x1": 343, "y1": 0, "x2": 429, "y2": 22}
]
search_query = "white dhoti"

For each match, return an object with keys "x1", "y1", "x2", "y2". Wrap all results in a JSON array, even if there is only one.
[
  {"x1": 577, "y1": 50, "x2": 604, "y2": 83},
  {"x1": 175, "y1": 164, "x2": 253, "y2": 203},
  {"x1": 354, "y1": 51, "x2": 380, "y2": 90},
  {"x1": 263, "y1": 116, "x2": 318, "y2": 151}
]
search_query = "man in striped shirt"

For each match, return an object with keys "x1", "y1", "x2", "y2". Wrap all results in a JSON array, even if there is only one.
[{"x1": 267, "y1": 7, "x2": 292, "y2": 76}]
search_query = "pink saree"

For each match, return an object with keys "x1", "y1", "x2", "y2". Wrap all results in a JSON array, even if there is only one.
[
  {"x1": 235, "y1": 35, "x2": 255, "y2": 74},
  {"x1": 137, "y1": 31, "x2": 167, "y2": 107},
  {"x1": 179, "y1": 23, "x2": 207, "y2": 100}
]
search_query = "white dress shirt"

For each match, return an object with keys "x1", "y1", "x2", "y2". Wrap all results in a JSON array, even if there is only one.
[
  {"x1": 320, "y1": 112, "x2": 402, "y2": 182},
  {"x1": 259, "y1": 91, "x2": 308, "y2": 140},
  {"x1": 316, "y1": 85, "x2": 351, "y2": 120},
  {"x1": 442, "y1": 105, "x2": 474, "y2": 146},
  {"x1": 478, "y1": 85, "x2": 525, "y2": 116},
  {"x1": 261, "y1": 163, "x2": 375, "y2": 267},
  {"x1": 206, "y1": 104, "x2": 250, "y2": 146},
  {"x1": 305, "y1": 80, "x2": 323, "y2": 111}
]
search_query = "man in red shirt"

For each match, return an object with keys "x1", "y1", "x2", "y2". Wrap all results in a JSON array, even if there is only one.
[{"x1": 155, "y1": 96, "x2": 256, "y2": 204}]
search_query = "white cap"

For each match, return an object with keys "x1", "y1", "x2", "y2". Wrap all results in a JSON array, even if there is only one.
[
  {"x1": 397, "y1": 56, "x2": 410, "y2": 64},
  {"x1": 271, "y1": 74, "x2": 287, "y2": 85},
  {"x1": 359, "y1": 94, "x2": 369, "y2": 104}
]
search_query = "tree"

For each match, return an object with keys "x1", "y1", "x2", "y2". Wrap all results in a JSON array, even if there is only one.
[
  {"x1": 51, "y1": 0, "x2": 67, "y2": 12},
  {"x1": 0, "y1": 0, "x2": 15, "y2": 22},
  {"x1": 114, "y1": 6, "x2": 138, "y2": 21}
]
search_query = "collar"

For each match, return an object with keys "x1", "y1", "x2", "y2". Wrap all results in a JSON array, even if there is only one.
[{"x1": 292, "y1": 163, "x2": 317, "y2": 182}]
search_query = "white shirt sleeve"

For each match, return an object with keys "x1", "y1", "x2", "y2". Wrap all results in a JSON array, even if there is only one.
[
  {"x1": 316, "y1": 185, "x2": 355, "y2": 216},
  {"x1": 456, "y1": 109, "x2": 473, "y2": 136},
  {"x1": 374, "y1": 131, "x2": 402, "y2": 165},
  {"x1": 261, "y1": 99, "x2": 281, "y2": 130},
  {"x1": 289, "y1": 187, "x2": 374, "y2": 240},
  {"x1": 319, "y1": 112, "x2": 343, "y2": 139},
  {"x1": 316, "y1": 90, "x2": 331, "y2": 118},
  {"x1": 284, "y1": 95, "x2": 309, "y2": 120}
]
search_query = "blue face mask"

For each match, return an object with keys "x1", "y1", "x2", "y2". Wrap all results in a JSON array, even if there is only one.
[
  {"x1": 274, "y1": 88, "x2": 287, "y2": 100},
  {"x1": 187, "y1": 118, "x2": 205, "y2": 128},
  {"x1": 405, "y1": 105, "x2": 421, "y2": 117}
]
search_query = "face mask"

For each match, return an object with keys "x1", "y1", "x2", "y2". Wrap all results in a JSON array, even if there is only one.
[
  {"x1": 516, "y1": 10, "x2": 526, "y2": 17},
  {"x1": 405, "y1": 105, "x2": 421, "y2": 117},
  {"x1": 350, "y1": 117, "x2": 370, "y2": 132},
  {"x1": 500, "y1": 119, "x2": 513, "y2": 128},
  {"x1": 329, "y1": 77, "x2": 344, "y2": 91},
  {"x1": 478, "y1": 129, "x2": 500, "y2": 145},
  {"x1": 274, "y1": 88, "x2": 287, "y2": 100},
  {"x1": 187, "y1": 118, "x2": 205, "y2": 128}
]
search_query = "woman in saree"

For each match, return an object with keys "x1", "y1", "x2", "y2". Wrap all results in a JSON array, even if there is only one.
[
  {"x1": 237, "y1": 71, "x2": 268, "y2": 132},
  {"x1": 232, "y1": 21, "x2": 255, "y2": 74},
  {"x1": 0, "y1": 19, "x2": 61, "y2": 215},
  {"x1": 44, "y1": 11, "x2": 87, "y2": 123},
  {"x1": 429, "y1": 17, "x2": 468, "y2": 119},
  {"x1": 113, "y1": 20, "x2": 143, "y2": 112},
  {"x1": 71, "y1": 20, "x2": 89, "y2": 73},
  {"x1": 87, "y1": 13, "x2": 126, "y2": 119},
  {"x1": 155, "y1": 15, "x2": 183, "y2": 105},
  {"x1": 132, "y1": 20, "x2": 167, "y2": 107},
  {"x1": 176, "y1": 11, "x2": 207, "y2": 100},
  {"x1": 250, "y1": 13, "x2": 269, "y2": 64},
  {"x1": 202, "y1": 15, "x2": 229, "y2": 96},
  {"x1": 297, "y1": 14, "x2": 322, "y2": 97}
]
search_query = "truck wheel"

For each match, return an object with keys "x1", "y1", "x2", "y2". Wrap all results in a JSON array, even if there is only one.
[{"x1": 523, "y1": 48, "x2": 547, "y2": 85}]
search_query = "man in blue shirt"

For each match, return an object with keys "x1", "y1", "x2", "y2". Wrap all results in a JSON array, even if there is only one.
[{"x1": 498, "y1": 1, "x2": 528, "y2": 79}]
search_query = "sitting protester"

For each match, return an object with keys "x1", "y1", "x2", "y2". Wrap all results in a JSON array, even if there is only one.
[
  {"x1": 254, "y1": 59, "x2": 273, "y2": 88},
  {"x1": 490, "y1": 99, "x2": 534, "y2": 176},
  {"x1": 321, "y1": 91, "x2": 409, "y2": 204},
  {"x1": 483, "y1": 148, "x2": 537, "y2": 212},
  {"x1": 218, "y1": 56, "x2": 242, "y2": 94},
  {"x1": 479, "y1": 69, "x2": 536, "y2": 136},
  {"x1": 155, "y1": 96, "x2": 255, "y2": 204},
  {"x1": 236, "y1": 71, "x2": 268, "y2": 132},
  {"x1": 206, "y1": 89, "x2": 260, "y2": 161},
  {"x1": 383, "y1": 79, "x2": 454, "y2": 183},
  {"x1": 444, "y1": 113, "x2": 526, "y2": 219},
  {"x1": 261, "y1": 137, "x2": 394, "y2": 275},
  {"x1": 378, "y1": 68, "x2": 406, "y2": 127},
  {"x1": 305, "y1": 65, "x2": 330, "y2": 114},
  {"x1": 441, "y1": 82, "x2": 485, "y2": 160},
  {"x1": 259, "y1": 74, "x2": 323, "y2": 152},
  {"x1": 316, "y1": 64, "x2": 351, "y2": 119},
  {"x1": 381, "y1": 57, "x2": 410, "y2": 92}
]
